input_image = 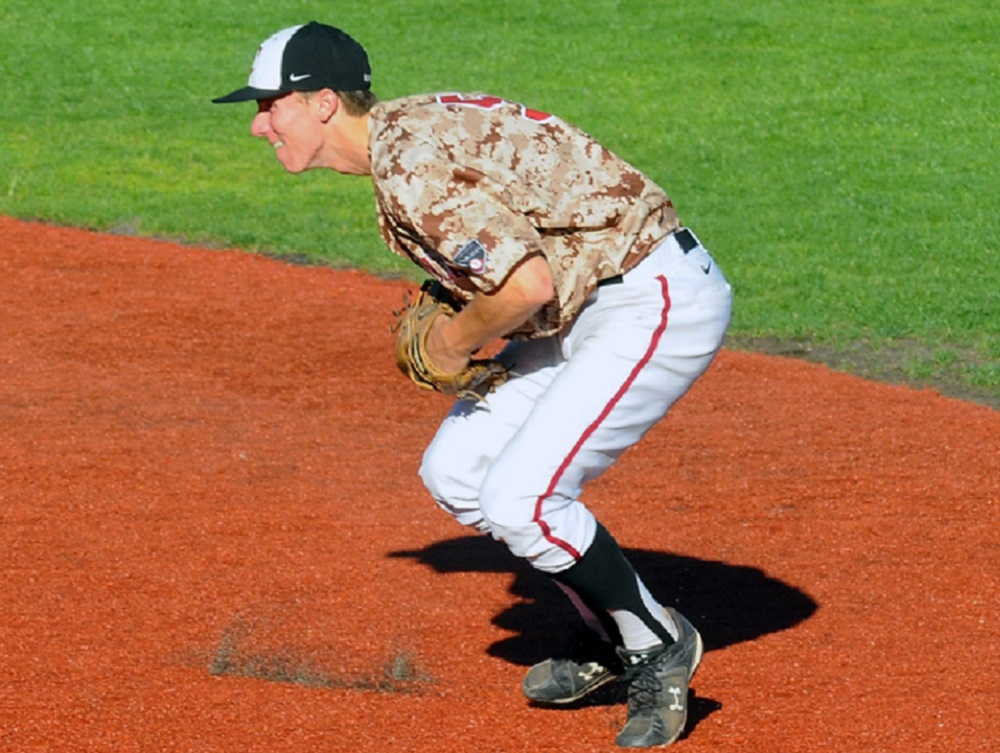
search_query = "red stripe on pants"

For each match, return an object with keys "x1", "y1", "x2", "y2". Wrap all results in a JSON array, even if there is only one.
[{"x1": 532, "y1": 275, "x2": 672, "y2": 561}]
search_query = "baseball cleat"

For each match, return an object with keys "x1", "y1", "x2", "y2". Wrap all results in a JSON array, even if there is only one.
[
  {"x1": 614, "y1": 608, "x2": 703, "y2": 748},
  {"x1": 522, "y1": 624, "x2": 624, "y2": 704}
]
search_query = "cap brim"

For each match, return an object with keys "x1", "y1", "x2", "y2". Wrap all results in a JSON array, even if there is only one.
[{"x1": 212, "y1": 86, "x2": 288, "y2": 104}]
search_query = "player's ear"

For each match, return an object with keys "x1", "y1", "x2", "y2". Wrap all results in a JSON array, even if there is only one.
[{"x1": 314, "y1": 89, "x2": 340, "y2": 121}]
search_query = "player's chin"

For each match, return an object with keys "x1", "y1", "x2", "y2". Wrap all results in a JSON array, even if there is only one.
[{"x1": 275, "y1": 152, "x2": 306, "y2": 174}]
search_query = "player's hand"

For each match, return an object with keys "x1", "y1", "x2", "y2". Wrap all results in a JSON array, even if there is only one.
[{"x1": 424, "y1": 315, "x2": 472, "y2": 375}]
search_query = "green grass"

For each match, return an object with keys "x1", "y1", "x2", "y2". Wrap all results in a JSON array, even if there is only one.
[{"x1": 1, "y1": 0, "x2": 997, "y2": 402}]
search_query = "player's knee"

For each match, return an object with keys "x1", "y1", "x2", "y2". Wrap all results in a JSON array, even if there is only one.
[
  {"x1": 419, "y1": 442, "x2": 488, "y2": 531},
  {"x1": 480, "y1": 503, "x2": 546, "y2": 563},
  {"x1": 419, "y1": 440, "x2": 464, "y2": 501},
  {"x1": 478, "y1": 474, "x2": 538, "y2": 541}
]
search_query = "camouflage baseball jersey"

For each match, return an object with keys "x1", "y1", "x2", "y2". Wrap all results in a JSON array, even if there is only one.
[{"x1": 368, "y1": 93, "x2": 680, "y2": 338}]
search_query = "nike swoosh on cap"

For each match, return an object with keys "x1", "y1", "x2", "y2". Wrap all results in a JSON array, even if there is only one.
[{"x1": 289, "y1": 73, "x2": 312, "y2": 82}]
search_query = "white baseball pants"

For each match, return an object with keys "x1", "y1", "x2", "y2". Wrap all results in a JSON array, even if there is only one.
[{"x1": 419, "y1": 230, "x2": 733, "y2": 573}]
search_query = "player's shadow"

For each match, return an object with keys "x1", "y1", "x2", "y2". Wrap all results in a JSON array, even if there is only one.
[{"x1": 389, "y1": 535, "x2": 818, "y2": 724}]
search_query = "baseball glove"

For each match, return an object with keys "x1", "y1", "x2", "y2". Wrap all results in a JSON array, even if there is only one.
[{"x1": 393, "y1": 280, "x2": 509, "y2": 401}]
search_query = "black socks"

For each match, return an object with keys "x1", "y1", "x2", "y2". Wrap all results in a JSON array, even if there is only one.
[{"x1": 549, "y1": 522, "x2": 674, "y2": 646}]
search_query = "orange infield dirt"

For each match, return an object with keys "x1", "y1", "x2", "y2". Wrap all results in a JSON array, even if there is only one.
[{"x1": 1, "y1": 215, "x2": 997, "y2": 753}]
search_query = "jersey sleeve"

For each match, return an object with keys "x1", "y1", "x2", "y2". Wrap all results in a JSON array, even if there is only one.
[{"x1": 388, "y1": 146, "x2": 546, "y2": 294}]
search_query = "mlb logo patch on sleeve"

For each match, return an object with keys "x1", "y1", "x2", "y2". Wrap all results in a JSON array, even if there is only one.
[{"x1": 454, "y1": 239, "x2": 488, "y2": 274}]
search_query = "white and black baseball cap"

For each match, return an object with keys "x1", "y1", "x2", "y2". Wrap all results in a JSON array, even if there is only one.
[{"x1": 213, "y1": 22, "x2": 371, "y2": 104}]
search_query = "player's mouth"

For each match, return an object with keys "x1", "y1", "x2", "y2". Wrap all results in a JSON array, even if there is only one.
[{"x1": 272, "y1": 140, "x2": 285, "y2": 150}]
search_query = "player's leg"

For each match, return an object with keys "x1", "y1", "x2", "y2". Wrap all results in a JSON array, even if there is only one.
[
  {"x1": 419, "y1": 319, "x2": 682, "y2": 678},
  {"x1": 524, "y1": 233, "x2": 730, "y2": 748},
  {"x1": 475, "y1": 337, "x2": 701, "y2": 651},
  {"x1": 418, "y1": 336, "x2": 564, "y2": 533},
  {"x1": 487, "y1": 232, "x2": 730, "y2": 701}
]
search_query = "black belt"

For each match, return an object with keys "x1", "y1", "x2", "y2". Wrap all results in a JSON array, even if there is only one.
[
  {"x1": 597, "y1": 275, "x2": 624, "y2": 287},
  {"x1": 597, "y1": 228, "x2": 698, "y2": 287}
]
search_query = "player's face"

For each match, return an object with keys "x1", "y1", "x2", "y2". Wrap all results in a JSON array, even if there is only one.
[{"x1": 251, "y1": 93, "x2": 324, "y2": 174}]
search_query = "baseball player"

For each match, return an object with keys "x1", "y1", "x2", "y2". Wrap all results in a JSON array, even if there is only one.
[{"x1": 214, "y1": 22, "x2": 732, "y2": 748}]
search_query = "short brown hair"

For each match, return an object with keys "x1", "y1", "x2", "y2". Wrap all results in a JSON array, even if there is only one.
[
  {"x1": 297, "y1": 89, "x2": 378, "y2": 116},
  {"x1": 337, "y1": 89, "x2": 379, "y2": 115}
]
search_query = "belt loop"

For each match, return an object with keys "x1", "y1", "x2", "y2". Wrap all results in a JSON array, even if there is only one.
[{"x1": 674, "y1": 228, "x2": 698, "y2": 254}]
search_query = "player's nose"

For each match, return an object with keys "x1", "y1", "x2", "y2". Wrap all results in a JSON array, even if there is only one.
[{"x1": 250, "y1": 111, "x2": 271, "y2": 138}]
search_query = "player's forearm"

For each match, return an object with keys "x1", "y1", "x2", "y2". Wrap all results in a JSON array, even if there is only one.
[{"x1": 428, "y1": 254, "x2": 554, "y2": 368}]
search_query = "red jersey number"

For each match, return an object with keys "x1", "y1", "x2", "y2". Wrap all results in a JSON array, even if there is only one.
[{"x1": 436, "y1": 94, "x2": 552, "y2": 123}]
